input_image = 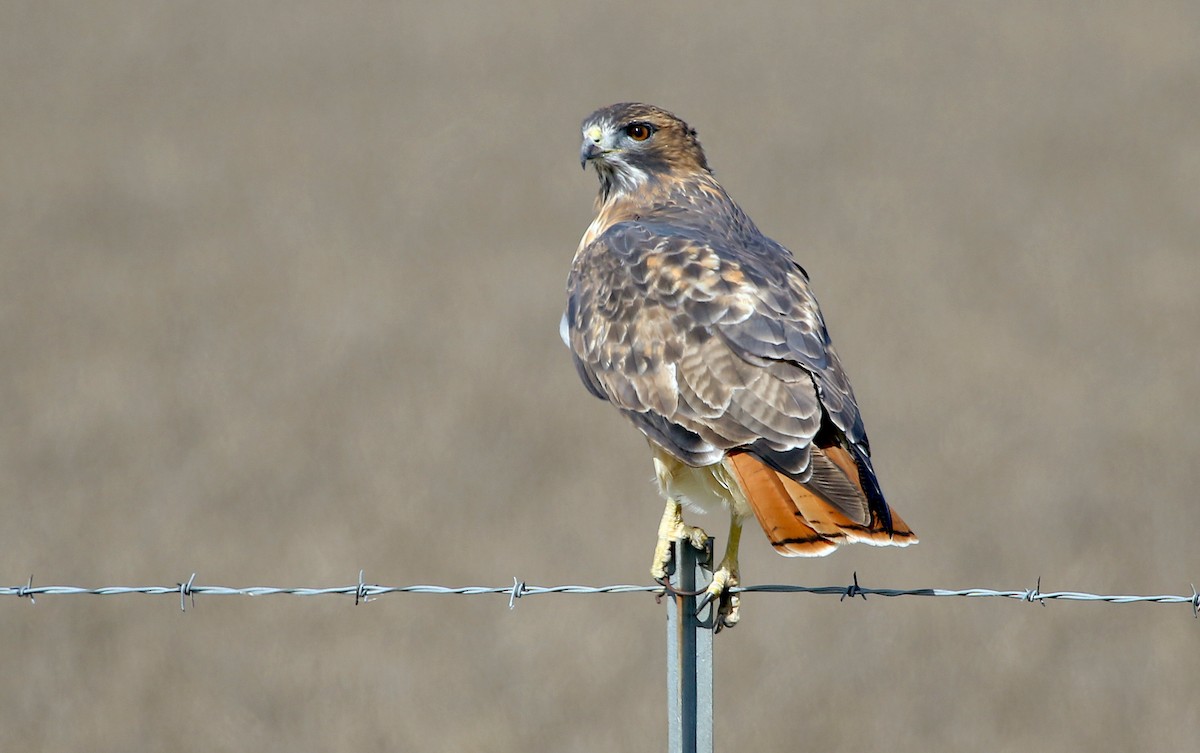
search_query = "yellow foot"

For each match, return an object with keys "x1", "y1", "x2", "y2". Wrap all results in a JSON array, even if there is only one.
[
  {"x1": 702, "y1": 565, "x2": 740, "y2": 631},
  {"x1": 650, "y1": 501, "x2": 709, "y2": 580}
]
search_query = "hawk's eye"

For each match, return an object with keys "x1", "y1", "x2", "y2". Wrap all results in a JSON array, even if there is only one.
[{"x1": 625, "y1": 123, "x2": 653, "y2": 142}]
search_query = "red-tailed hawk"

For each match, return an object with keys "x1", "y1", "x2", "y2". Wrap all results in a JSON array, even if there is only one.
[{"x1": 563, "y1": 103, "x2": 915, "y2": 627}]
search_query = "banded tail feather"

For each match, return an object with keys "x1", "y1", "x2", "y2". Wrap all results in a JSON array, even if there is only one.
[{"x1": 725, "y1": 450, "x2": 916, "y2": 557}]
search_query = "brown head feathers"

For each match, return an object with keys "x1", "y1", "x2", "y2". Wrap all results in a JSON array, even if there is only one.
[{"x1": 581, "y1": 103, "x2": 710, "y2": 199}]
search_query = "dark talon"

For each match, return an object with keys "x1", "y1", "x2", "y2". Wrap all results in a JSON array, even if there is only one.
[
  {"x1": 713, "y1": 595, "x2": 739, "y2": 633},
  {"x1": 658, "y1": 575, "x2": 739, "y2": 631}
]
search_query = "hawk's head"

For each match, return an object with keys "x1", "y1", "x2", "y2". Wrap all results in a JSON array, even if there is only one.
[{"x1": 580, "y1": 103, "x2": 710, "y2": 200}]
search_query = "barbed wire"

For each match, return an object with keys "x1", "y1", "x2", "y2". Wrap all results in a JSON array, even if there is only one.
[{"x1": 3, "y1": 572, "x2": 1197, "y2": 616}]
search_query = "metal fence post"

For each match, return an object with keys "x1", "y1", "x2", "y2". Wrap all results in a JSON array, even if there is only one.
[{"x1": 666, "y1": 538, "x2": 714, "y2": 753}]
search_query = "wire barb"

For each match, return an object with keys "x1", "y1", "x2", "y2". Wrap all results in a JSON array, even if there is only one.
[
  {"x1": 508, "y1": 578, "x2": 526, "y2": 610},
  {"x1": 178, "y1": 573, "x2": 196, "y2": 612},
  {"x1": 1022, "y1": 576, "x2": 1046, "y2": 607},
  {"x1": 840, "y1": 571, "x2": 866, "y2": 602},
  {"x1": 355, "y1": 570, "x2": 370, "y2": 605},
  {"x1": 17, "y1": 574, "x2": 34, "y2": 604}
]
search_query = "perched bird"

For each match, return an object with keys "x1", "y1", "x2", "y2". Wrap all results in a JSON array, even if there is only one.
[{"x1": 562, "y1": 103, "x2": 915, "y2": 627}]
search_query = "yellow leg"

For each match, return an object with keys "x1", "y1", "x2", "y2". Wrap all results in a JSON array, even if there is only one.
[
  {"x1": 705, "y1": 514, "x2": 743, "y2": 628},
  {"x1": 650, "y1": 498, "x2": 709, "y2": 580}
]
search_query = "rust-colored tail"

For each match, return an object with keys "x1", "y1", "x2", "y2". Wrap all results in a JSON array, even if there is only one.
[{"x1": 724, "y1": 449, "x2": 916, "y2": 557}]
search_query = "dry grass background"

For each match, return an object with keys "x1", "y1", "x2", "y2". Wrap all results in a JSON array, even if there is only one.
[{"x1": 2, "y1": 3, "x2": 1198, "y2": 751}]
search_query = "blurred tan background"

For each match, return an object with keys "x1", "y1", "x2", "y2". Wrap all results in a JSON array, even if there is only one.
[{"x1": 2, "y1": 3, "x2": 1198, "y2": 751}]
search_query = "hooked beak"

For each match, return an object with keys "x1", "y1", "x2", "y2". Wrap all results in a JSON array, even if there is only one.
[
  {"x1": 580, "y1": 125, "x2": 606, "y2": 169},
  {"x1": 580, "y1": 140, "x2": 603, "y2": 169}
]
